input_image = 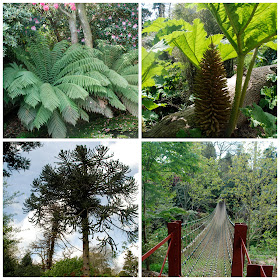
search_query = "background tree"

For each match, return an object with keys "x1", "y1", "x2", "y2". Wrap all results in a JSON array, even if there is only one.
[
  {"x1": 25, "y1": 145, "x2": 138, "y2": 276},
  {"x1": 118, "y1": 249, "x2": 138, "y2": 276},
  {"x1": 3, "y1": 142, "x2": 42, "y2": 177}
]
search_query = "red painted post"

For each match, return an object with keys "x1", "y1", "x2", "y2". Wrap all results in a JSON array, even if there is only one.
[
  {"x1": 247, "y1": 264, "x2": 273, "y2": 277},
  {"x1": 168, "y1": 221, "x2": 181, "y2": 277},
  {"x1": 231, "y1": 223, "x2": 247, "y2": 277}
]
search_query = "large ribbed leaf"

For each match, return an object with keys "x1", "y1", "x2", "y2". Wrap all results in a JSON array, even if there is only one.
[
  {"x1": 33, "y1": 105, "x2": 53, "y2": 129},
  {"x1": 47, "y1": 110, "x2": 67, "y2": 138},
  {"x1": 40, "y1": 83, "x2": 60, "y2": 111},
  {"x1": 201, "y1": 3, "x2": 277, "y2": 54},
  {"x1": 55, "y1": 88, "x2": 80, "y2": 126},
  {"x1": 18, "y1": 104, "x2": 37, "y2": 127}
]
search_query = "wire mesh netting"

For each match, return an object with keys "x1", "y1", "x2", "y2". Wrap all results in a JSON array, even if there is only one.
[{"x1": 181, "y1": 201, "x2": 234, "y2": 277}]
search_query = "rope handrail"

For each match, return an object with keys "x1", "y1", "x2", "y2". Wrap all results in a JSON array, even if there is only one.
[{"x1": 142, "y1": 232, "x2": 173, "y2": 262}]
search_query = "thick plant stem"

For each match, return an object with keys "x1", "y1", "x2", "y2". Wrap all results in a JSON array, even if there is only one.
[
  {"x1": 225, "y1": 54, "x2": 245, "y2": 137},
  {"x1": 239, "y1": 48, "x2": 259, "y2": 110}
]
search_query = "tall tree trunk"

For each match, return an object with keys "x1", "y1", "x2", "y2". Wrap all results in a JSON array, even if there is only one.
[
  {"x1": 81, "y1": 211, "x2": 90, "y2": 277},
  {"x1": 68, "y1": 13, "x2": 78, "y2": 44},
  {"x1": 77, "y1": 3, "x2": 93, "y2": 48},
  {"x1": 46, "y1": 221, "x2": 58, "y2": 270}
]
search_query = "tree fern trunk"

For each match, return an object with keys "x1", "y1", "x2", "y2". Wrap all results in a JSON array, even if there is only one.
[{"x1": 77, "y1": 4, "x2": 93, "y2": 48}]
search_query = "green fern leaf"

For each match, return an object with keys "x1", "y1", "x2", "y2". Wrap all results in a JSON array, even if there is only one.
[
  {"x1": 78, "y1": 108, "x2": 89, "y2": 122},
  {"x1": 57, "y1": 83, "x2": 89, "y2": 100},
  {"x1": 116, "y1": 86, "x2": 138, "y2": 103},
  {"x1": 55, "y1": 88, "x2": 80, "y2": 126},
  {"x1": 24, "y1": 86, "x2": 41, "y2": 108},
  {"x1": 33, "y1": 105, "x2": 53, "y2": 129},
  {"x1": 47, "y1": 110, "x2": 67, "y2": 138},
  {"x1": 18, "y1": 103, "x2": 37, "y2": 127},
  {"x1": 40, "y1": 83, "x2": 60, "y2": 111},
  {"x1": 106, "y1": 69, "x2": 128, "y2": 89}
]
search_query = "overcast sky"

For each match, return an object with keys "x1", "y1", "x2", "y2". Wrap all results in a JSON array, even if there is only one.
[{"x1": 4, "y1": 140, "x2": 140, "y2": 268}]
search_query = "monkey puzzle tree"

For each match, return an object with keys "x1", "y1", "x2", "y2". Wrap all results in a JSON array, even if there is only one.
[{"x1": 24, "y1": 145, "x2": 138, "y2": 276}]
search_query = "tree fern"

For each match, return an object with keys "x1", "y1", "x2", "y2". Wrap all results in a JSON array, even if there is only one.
[{"x1": 4, "y1": 37, "x2": 138, "y2": 137}]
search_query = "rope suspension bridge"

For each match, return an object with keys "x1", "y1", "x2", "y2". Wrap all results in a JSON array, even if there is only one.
[{"x1": 142, "y1": 201, "x2": 273, "y2": 277}]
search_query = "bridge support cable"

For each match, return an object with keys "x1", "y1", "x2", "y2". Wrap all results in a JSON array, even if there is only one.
[{"x1": 181, "y1": 201, "x2": 233, "y2": 277}]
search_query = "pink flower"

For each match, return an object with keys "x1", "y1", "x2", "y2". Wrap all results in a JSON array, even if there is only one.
[
  {"x1": 128, "y1": 22, "x2": 131, "y2": 26},
  {"x1": 108, "y1": 16, "x2": 112, "y2": 20},
  {"x1": 31, "y1": 26, "x2": 36, "y2": 31},
  {"x1": 123, "y1": 27, "x2": 126, "y2": 30},
  {"x1": 43, "y1": 5, "x2": 49, "y2": 11},
  {"x1": 116, "y1": 25, "x2": 119, "y2": 28},
  {"x1": 112, "y1": 35, "x2": 116, "y2": 39},
  {"x1": 29, "y1": 17, "x2": 32, "y2": 21},
  {"x1": 81, "y1": 38, "x2": 85, "y2": 42},
  {"x1": 133, "y1": 24, "x2": 137, "y2": 29},
  {"x1": 32, "y1": 3, "x2": 36, "y2": 5},
  {"x1": 133, "y1": 43, "x2": 136, "y2": 47},
  {"x1": 128, "y1": 33, "x2": 131, "y2": 37},
  {"x1": 122, "y1": 21, "x2": 126, "y2": 25},
  {"x1": 132, "y1": 36, "x2": 136, "y2": 40},
  {"x1": 35, "y1": 20, "x2": 40, "y2": 24},
  {"x1": 40, "y1": 3, "x2": 45, "y2": 6},
  {"x1": 70, "y1": 4, "x2": 76, "y2": 11},
  {"x1": 132, "y1": 12, "x2": 135, "y2": 16},
  {"x1": 53, "y1": 3, "x2": 59, "y2": 9}
]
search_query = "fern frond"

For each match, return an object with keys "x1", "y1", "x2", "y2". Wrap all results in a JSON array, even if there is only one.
[
  {"x1": 50, "y1": 40, "x2": 69, "y2": 66},
  {"x1": 119, "y1": 96, "x2": 138, "y2": 116},
  {"x1": 86, "y1": 71, "x2": 111, "y2": 86},
  {"x1": 79, "y1": 96, "x2": 113, "y2": 118},
  {"x1": 105, "y1": 88, "x2": 126, "y2": 110},
  {"x1": 106, "y1": 69, "x2": 128, "y2": 89},
  {"x1": 57, "y1": 83, "x2": 89, "y2": 100},
  {"x1": 55, "y1": 75, "x2": 107, "y2": 94},
  {"x1": 47, "y1": 110, "x2": 67, "y2": 138},
  {"x1": 57, "y1": 57, "x2": 109, "y2": 79},
  {"x1": 122, "y1": 73, "x2": 138, "y2": 85},
  {"x1": 55, "y1": 88, "x2": 80, "y2": 126},
  {"x1": 78, "y1": 107, "x2": 89, "y2": 122},
  {"x1": 113, "y1": 50, "x2": 138, "y2": 72},
  {"x1": 33, "y1": 105, "x2": 53, "y2": 129},
  {"x1": 18, "y1": 103, "x2": 37, "y2": 127},
  {"x1": 116, "y1": 86, "x2": 138, "y2": 103},
  {"x1": 40, "y1": 83, "x2": 60, "y2": 111},
  {"x1": 24, "y1": 86, "x2": 41, "y2": 108},
  {"x1": 3, "y1": 63, "x2": 25, "y2": 89}
]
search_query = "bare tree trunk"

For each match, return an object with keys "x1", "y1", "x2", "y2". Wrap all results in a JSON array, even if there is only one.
[
  {"x1": 68, "y1": 14, "x2": 78, "y2": 44},
  {"x1": 46, "y1": 221, "x2": 58, "y2": 270},
  {"x1": 82, "y1": 212, "x2": 90, "y2": 277},
  {"x1": 77, "y1": 3, "x2": 93, "y2": 48}
]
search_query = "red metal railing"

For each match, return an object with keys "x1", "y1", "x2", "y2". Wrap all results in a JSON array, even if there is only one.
[
  {"x1": 231, "y1": 223, "x2": 273, "y2": 277},
  {"x1": 142, "y1": 221, "x2": 181, "y2": 277}
]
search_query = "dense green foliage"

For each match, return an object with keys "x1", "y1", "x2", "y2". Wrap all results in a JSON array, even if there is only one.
[
  {"x1": 142, "y1": 142, "x2": 277, "y2": 272},
  {"x1": 142, "y1": 3, "x2": 277, "y2": 137},
  {"x1": 4, "y1": 37, "x2": 138, "y2": 138},
  {"x1": 24, "y1": 145, "x2": 138, "y2": 276}
]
